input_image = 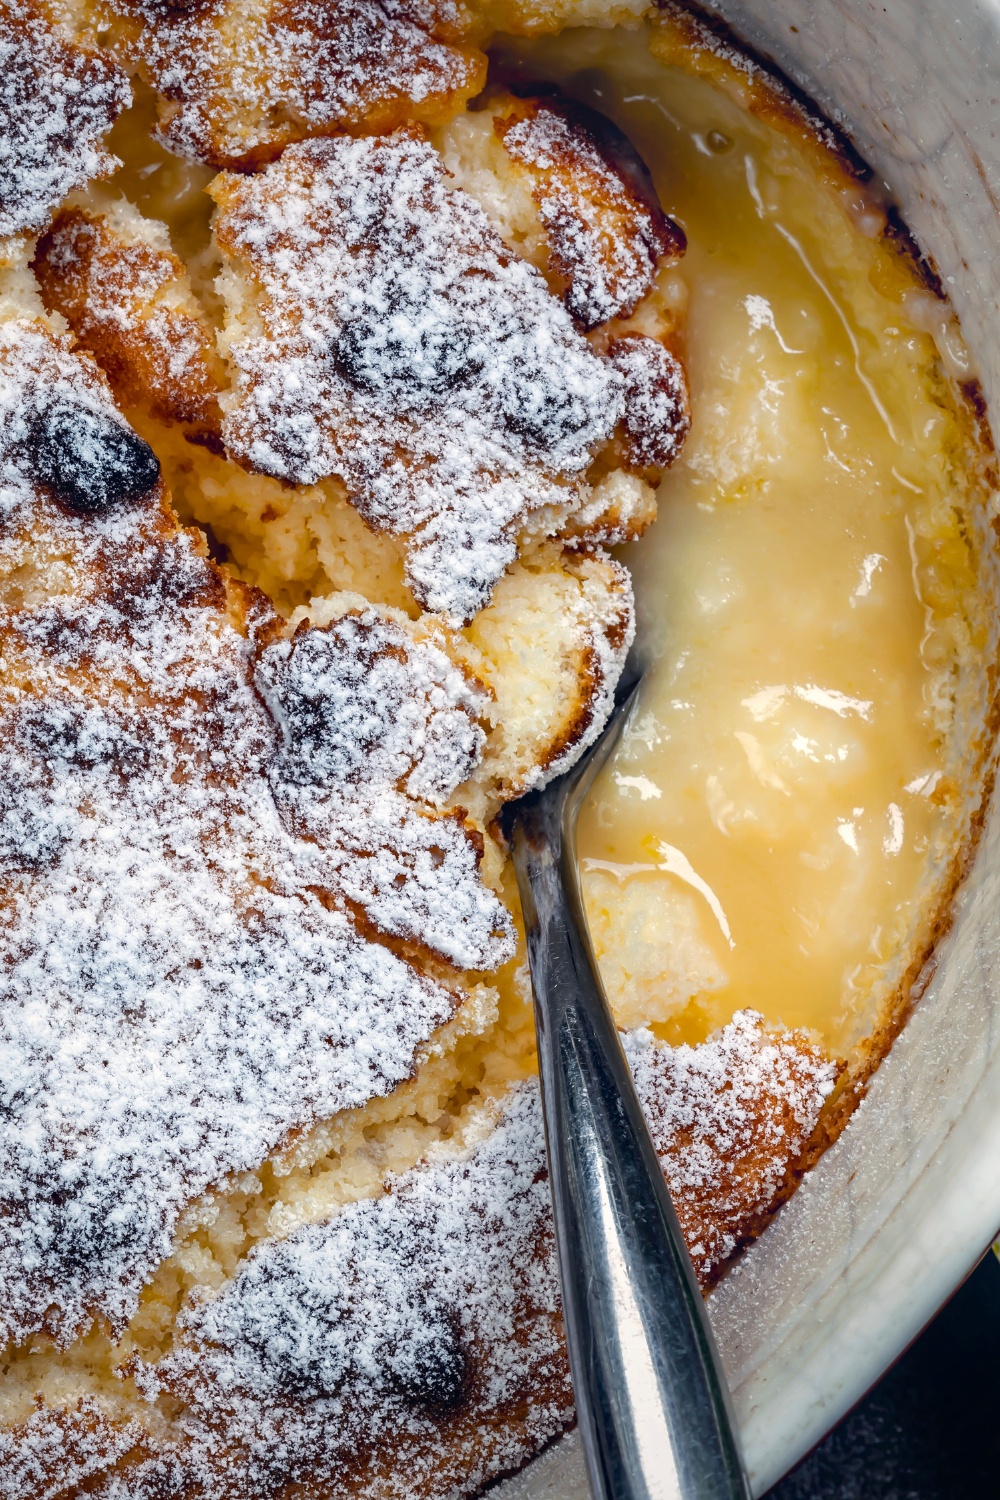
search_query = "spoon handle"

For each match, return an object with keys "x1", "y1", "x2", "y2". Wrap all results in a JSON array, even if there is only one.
[{"x1": 511, "y1": 794, "x2": 751, "y2": 1500}]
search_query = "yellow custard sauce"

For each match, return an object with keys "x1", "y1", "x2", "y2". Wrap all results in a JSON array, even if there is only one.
[
  {"x1": 97, "y1": 22, "x2": 994, "y2": 1075},
  {"x1": 499, "y1": 22, "x2": 994, "y2": 1063}
]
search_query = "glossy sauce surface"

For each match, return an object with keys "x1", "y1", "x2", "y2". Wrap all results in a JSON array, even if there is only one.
[
  {"x1": 500, "y1": 27, "x2": 984, "y2": 1056},
  {"x1": 106, "y1": 32, "x2": 985, "y2": 1062}
]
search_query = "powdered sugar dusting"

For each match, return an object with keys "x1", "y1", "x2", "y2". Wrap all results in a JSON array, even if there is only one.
[
  {"x1": 0, "y1": 1014, "x2": 834, "y2": 1496},
  {"x1": 607, "y1": 334, "x2": 691, "y2": 472},
  {"x1": 0, "y1": 1403, "x2": 145, "y2": 1500},
  {"x1": 532, "y1": 553, "x2": 635, "y2": 792},
  {"x1": 114, "y1": 0, "x2": 482, "y2": 168},
  {"x1": 34, "y1": 208, "x2": 223, "y2": 430},
  {"x1": 54, "y1": 1012, "x2": 835, "y2": 1498},
  {"x1": 628, "y1": 1013, "x2": 838, "y2": 1278},
  {"x1": 0, "y1": 325, "x2": 512, "y2": 1348},
  {"x1": 257, "y1": 612, "x2": 513, "y2": 967},
  {"x1": 257, "y1": 612, "x2": 487, "y2": 806},
  {"x1": 144, "y1": 1084, "x2": 569, "y2": 1499},
  {"x1": 214, "y1": 130, "x2": 624, "y2": 622},
  {"x1": 0, "y1": 2, "x2": 128, "y2": 237},
  {"x1": 498, "y1": 100, "x2": 679, "y2": 330}
]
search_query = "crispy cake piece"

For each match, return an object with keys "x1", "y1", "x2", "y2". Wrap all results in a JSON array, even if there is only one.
[
  {"x1": 211, "y1": 127, "x2": 623, "y2": 623},
  {"x1": 11, "y1": 1014, "x2": 833, "y2": 1499},
  {"x1": 0, "y1": 1404, "x2": 151, "y2": 1500},
  {"x1": 103, "y1": 0, "x2": 486, "y2": 170},
  {"x1": 435, "y1": 98, "x2": 691, "y2": 494},
  {"x1": 0, "y1": 320, "x2": 513, "y2": 1351},
  {"x1": 603, "y1": 332, "x2": 691, "y2": 478},
  {"x1": 0, "y1": 0, "x2": 129, "y2": 238},
  {"x1": 256, "y1": 604, "x2": 512, "y2": 965},
  {"x1": 34, "y1": 199, "x2": 225, "y2": 435},
  {"x1": 628, "y1": 1016, "x2": 839, "y2": 1280},
  {"x1": 211, "y1": 122, "x2": 688, "y2": 623},
  {"x1": 492, "y1": 93, "x2": 685, "y2": 329},
  {"x1": 101, "y1": 0, "x2": 654, "y2": 172},
  {"x1": 464, "y1": 542, "x2": 635, "y2": 800},
  {"x1": 273, "y1": 541, "x2": 638, "y2": 823},
  {"x1": 0, "y1": 0, "x2": 130, "y2": 237}
]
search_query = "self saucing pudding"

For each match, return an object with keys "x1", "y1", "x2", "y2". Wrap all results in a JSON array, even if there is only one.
[{"x1": 0, "y1": 0, "x2": 993, "y2": 1495}]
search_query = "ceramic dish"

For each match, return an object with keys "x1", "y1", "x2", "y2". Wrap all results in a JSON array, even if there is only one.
[{"x1": 499, "y1": 2, "x2": 1000, "y2": 1493}]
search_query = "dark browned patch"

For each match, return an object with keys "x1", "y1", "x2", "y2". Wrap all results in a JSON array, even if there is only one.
[{"x1": 882, "y1": 203, "x2": 945, "y2": 300}]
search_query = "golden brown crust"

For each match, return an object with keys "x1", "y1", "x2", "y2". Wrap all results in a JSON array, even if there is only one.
[
  {"x1": 493, "y1": 92, "x2": 685, "y2": 329},
  {"x1": 0, "y1": 1017, "x2": 834, "y2": 1500},
  {"x1": 465, "y1": 544, "x2": 635, "y2": 803},
  {"x1": 103, "y1": 0, "x2": 487, "y2": 170},
  {"x1": 34, "y1": 205, "x2": 225, "y2": 435},
  {"x1": 208, "y1": 126, "x2": 631, "y2": 623}
]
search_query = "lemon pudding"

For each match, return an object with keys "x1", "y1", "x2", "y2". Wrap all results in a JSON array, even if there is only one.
[{"x1": 0, "y1": 1, "x2": 991, "y2": 1497}]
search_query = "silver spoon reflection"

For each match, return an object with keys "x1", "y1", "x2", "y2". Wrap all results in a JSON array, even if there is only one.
[{"x1": 504, "y1": 675, "x2": 751, "y2": 1500}]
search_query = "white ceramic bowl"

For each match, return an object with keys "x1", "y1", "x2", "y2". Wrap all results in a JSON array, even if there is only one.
[{"x1": 497, "y1": 3, "x2": 1000, "y2": 1494}]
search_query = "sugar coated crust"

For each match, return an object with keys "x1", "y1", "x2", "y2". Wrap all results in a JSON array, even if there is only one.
[
  {"x1": 211, "y1": 128, "x2": 623, "y2": 622},
  {"x1": 0, "y1": 1014, "x2": 835, "y2": 1500},
  {"x1": 0, "y1": 2, "x2": 920, "y2": 1496},
  {"x1": 0, "y1": 320, "x2": 520, "y2": 1355},
  {"x1": 209, "y1": 116, "x2": 686, "y2": 622},
  {"x1": 34, "y1": 200, "x2": 224, "y2": 436},
  {"x1": 0, "y1": 0, "x2": 129, "y2": 237},
  {"x1": 103, "y1": 0, "x2": 487, "y2": 171}
]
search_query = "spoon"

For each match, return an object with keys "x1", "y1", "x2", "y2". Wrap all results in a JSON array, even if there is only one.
[{"x1": 504, "y1": 676, "x2": 752, "y2": 1500}]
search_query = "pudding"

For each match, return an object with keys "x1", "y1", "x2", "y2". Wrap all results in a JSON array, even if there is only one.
[{"x1": 0, "y1": 2, "x2": 992, "y2": 1497}]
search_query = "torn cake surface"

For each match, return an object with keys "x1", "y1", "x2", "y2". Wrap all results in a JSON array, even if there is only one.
[{"x1": 0, "y1": 3, "x2": 989, "y2": 1498}]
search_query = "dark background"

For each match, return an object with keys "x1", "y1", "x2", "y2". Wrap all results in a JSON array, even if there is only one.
[{"x1": 764, "y1": 1251, "x2": 1000, "y2": 1499}]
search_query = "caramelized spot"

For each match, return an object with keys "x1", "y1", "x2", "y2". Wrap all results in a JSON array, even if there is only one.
[
  {"x1": 106, "y1": 0, "x2": 486, "y2": 169},
  {"x1": 35, "y1": 207, "x2": 225, "y2": 433}
]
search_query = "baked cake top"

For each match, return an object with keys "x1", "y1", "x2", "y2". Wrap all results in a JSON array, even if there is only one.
[
  {"x1": 0, "y1": 322, "x2": 514, "y2": 1347},
  {"x1": 211, "y1": 128, "x2": 624, "y2": 621},
  {"x1": 0, "y1": 6, "x2": 898, "y2": 1499},
  {"x1": 0, "y1": 1015, "x2": 832, "y2": 1499},
  {"x1": 107, "y1": 0, "x2": 486, "y2": 169},
  {"x1": 0, "y1": 0, "x2": 129, "y2": 237}
]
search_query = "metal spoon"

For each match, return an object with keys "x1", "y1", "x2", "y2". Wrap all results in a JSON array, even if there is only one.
[{"x1": 504, "y1": 677, "x2": 752, "y2": 1500}]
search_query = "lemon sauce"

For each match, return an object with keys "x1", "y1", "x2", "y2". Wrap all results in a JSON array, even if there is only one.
[{"x1": 498, "y1": 23, "x2": 990, "y2": 1059}]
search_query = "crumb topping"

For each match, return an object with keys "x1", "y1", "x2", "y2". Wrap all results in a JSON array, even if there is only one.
[
  {"x1": 0, "y1": 2, "x2": 129, "y2": 237},
  {"x1": 212, "y1": 129, "x2": 625, "y2": 622},
  {"x1": 496, "y1": 97, "x2": 684, "y2": 330},
  {"x1": 110, "y1": 0, "x2": 485, "y2": 169},
  {"x1": 0, "y1": 326, "x2": 511, "y2": 1348},
  {"x1": 34, "y1": 1013, "x2": 834, "y2": 1499}
]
